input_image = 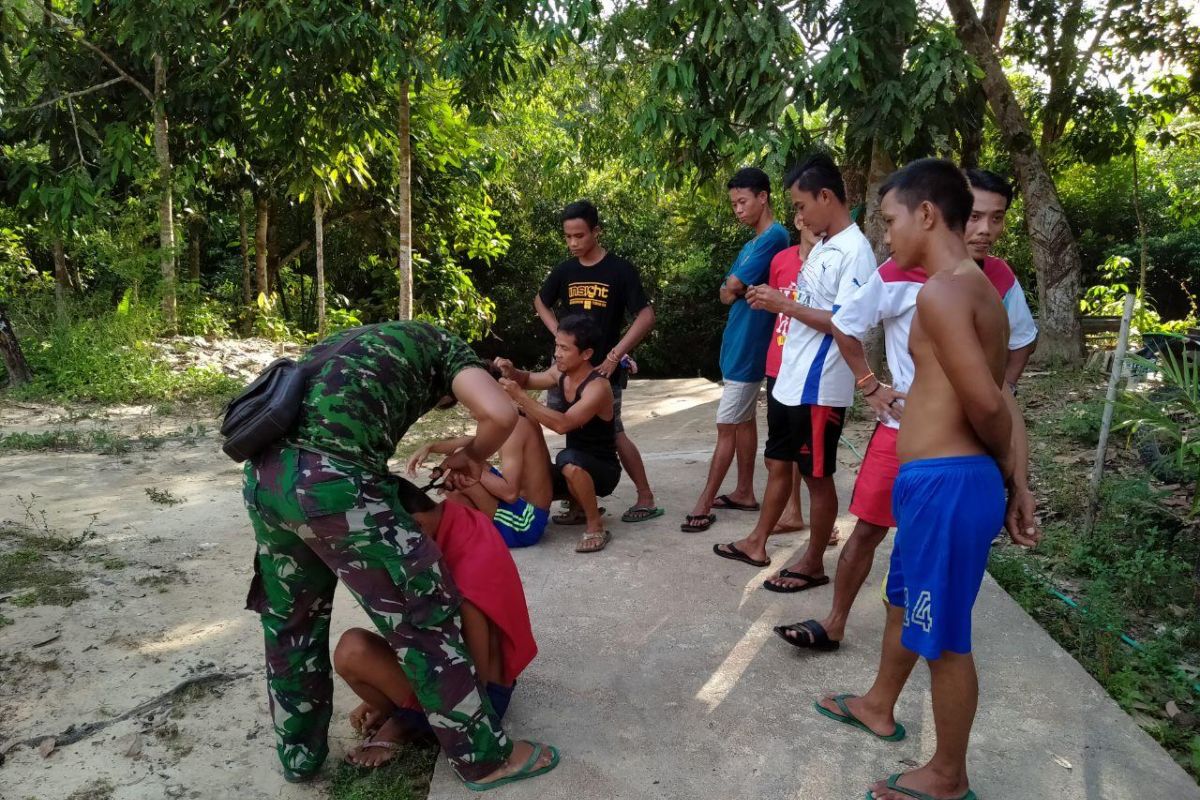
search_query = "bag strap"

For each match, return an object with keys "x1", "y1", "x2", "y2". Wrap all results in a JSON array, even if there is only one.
[{"x1": 299, "y1": 325, "x2": 377, "y2": 377}]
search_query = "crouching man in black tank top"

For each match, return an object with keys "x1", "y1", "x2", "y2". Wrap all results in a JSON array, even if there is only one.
[{"x1": 496, "y1": 314, "x2": 620, "y2": 553}]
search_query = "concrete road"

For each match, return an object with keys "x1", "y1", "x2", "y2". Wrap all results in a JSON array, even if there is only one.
[{"x1": 429, "y1": 378, "x2": 1199, "y2": 800}]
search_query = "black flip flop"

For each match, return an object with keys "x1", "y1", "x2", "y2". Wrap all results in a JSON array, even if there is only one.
[
  {"x1": 712, "y1": 494, "x2": 760, "y2": 512},
  {"x1": 763, "y1": 569, "x2": 830, "y2": 593},
  {"x1": 680, "y1": 514, "x2": 716, "y2": 533},
  {"x1": 774, "y1": 620, "x2": 841, "y2": 651},
  {"x1": 712, "y1": 542, "x2": 771, "y2": 568}
]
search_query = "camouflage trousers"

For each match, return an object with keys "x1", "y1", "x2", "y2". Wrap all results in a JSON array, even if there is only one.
[{"x1": 242, "y1": 445, "x2": 512, "y2": 782}]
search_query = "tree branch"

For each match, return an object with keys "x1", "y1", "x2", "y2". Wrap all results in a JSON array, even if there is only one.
[
  {"x1": 42, "y1": 10, "x2": 153, "y2": 101},
  {"x1": 7, "y1": 76, "x2": 125, "y2": 113},
  {"x1": 66, "y1": 98, "x2": 90, "y2": 166},
  {"x1": 276, "y1": 209, "x2": 374, "y2": 268},
  {"x1": 7, "y1": 671, "x2": 250, "y2": 752}
]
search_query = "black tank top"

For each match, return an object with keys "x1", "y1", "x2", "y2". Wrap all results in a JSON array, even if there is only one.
[{"x1": 560, "y1": 370, "x2": 618, "y2": 462}]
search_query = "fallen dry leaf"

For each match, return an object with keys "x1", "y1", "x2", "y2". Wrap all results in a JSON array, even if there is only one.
[
  {"x1": 1052, "y1": 754, "x2": 1073, "y2": 770},
  {"x1": 38, "y1": 737, "x2": 55, "y2": 758},
  {"x1": 120, "y1": 733, "x2": 143, "y2": 757}
]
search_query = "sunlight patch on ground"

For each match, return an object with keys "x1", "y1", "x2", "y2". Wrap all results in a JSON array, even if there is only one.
[
  {"x1": 136, "y1": 617, "x2": 248, "y2": 655},
  {"x1": 694, "y1": 608, "x2": 776, "y2": 713}
]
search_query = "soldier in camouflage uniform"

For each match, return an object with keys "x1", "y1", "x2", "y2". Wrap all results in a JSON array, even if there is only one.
[{"x1": 242, "y1": 321, "x2": 558, "y2": 786}]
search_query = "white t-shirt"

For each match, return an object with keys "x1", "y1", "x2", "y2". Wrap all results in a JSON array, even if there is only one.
[
  {"x1": 831, "y1": 256, "x2": 1039, "y2": 429},
  {"x1": 771, "y1": 224, "x2": 878, "y2": 407}
]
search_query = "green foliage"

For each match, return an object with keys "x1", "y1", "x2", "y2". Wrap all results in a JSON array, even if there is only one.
[
  {"x1": 4, "y1": 298, "x2": 241, "y2": 404},
  {"x1": 992, "y1": 371, "x2": 1200, "y2": 778},
  {"x1": 1119, "y1": 349, "x2": 1200, "y2": 509}
]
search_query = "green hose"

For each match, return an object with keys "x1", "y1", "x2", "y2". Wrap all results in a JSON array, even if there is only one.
[{"x1": 1021, "y1": 563, "x2": 1200, "y2": 695}]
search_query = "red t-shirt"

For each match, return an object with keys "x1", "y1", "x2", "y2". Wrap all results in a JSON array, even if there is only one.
[
  {"x1": 400, "y1": 502, "x2": 537, "y2": 711},
  {"x1": 766, "y1": 245, "x2": 804, "y2": 379}
]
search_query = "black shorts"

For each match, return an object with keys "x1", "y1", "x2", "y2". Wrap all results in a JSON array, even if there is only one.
[
  {"x1": 764, "y1": 387, "x2": 845, "y2": 477},
  {"x1": 551, "y1": 448, "x2": 622, "y2": 499}
]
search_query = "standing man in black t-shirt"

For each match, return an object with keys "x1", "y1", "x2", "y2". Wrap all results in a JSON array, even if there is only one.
[{"x1": 533, "y1": 200, "x2": 662, "y2": 524}]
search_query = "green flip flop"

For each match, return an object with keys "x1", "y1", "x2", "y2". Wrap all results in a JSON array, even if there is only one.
[
  {"x1": 815, "y1": 694, "x2": 906, "y2": 742},
  {"x1": 464, "y1": 742, "x2": 561, "y2": 792},
  {"x1": 621, "y1": 505, "x2": 665, "y2": 523},
  {"x1": 864, "y1": 774, "x2": 976, "y2": 800}
]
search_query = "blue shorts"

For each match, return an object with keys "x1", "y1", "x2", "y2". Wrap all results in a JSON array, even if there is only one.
[
  {"x1": 884, "y1": 455, "x2": 1005, "y2": 660},
  {"x1": 489, "y1": 468, "x2": 549, "y2": 548}
]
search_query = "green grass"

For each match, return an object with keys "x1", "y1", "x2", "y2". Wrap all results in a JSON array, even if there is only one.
[
  {"x1": 991, "y1": 368, "x2": 1200, "y2": 779},
  {"x1": 327, "y1": 742, "x2": 439, "y2": 800},
  {"x1": 0, "y1": 429, "x2": 134, "y2": 454},
  {"x1": 0, "y1": 513, "x2": 94, "y2": 609}
]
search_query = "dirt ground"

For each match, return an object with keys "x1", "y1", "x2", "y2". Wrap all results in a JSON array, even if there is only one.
[{"x1": 0, "y1": 399, "x2": 387, "y2": 800}]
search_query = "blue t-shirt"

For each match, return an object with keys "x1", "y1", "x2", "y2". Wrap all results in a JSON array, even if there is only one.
[{"x1": 719, "y1": 222, "x2": 789, "y2": 382}]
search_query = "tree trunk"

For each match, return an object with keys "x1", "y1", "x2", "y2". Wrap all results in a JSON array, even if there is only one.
[
  {"x1": 946, "y1": 0, "x2": 1083, "y2": 364},
  {"x1": 862, "y1": 138, "x2": 895, "y2": 378},
  {"x1": 254, "y1": 194, "x2": 269, "y2": 298},
  {"x1": 959, "y1": 0, "x2": 1008, "y2": 168},
  {"x1": 266, "y1": 199, "x2": 280, "y2": 295},
  {"x1": 187, "y1": 213, "x2": 203, "y2": 283},
  {"x1": 314, "y1": 192, "x2": 327, "y2": 336},
  {"x1": 239, "y1": 194, "x2": 252, "y2": 334},
  {"x1": 0, "y1": 304, "x2": 32, "y2": 387},
  {"x1": 397, "y1": 79, "x2": 413, "y2": 321},
  {"x1": 152, "y1": 53, "x2": 176, "y2": 332},
  {"x1": 1131, "y1": 146, "x2": 1149, "y2": 294},
  {"x1": 862, "y1": 138, "x2": 896, "y2": 264},
  {"x1": 51, "y1": 231, "x2": 68, "y2": 321}
]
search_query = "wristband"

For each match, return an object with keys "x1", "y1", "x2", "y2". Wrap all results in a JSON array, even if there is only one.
[
  {"x1": 855, "y1": 371, "x2": 876, "y2": 388},
  {"x1": 606, "y1": 352, "x2": 620, "y2": 363},
  {"x1": 862, "y1": 383, "x2": 881, "y2": 398}
]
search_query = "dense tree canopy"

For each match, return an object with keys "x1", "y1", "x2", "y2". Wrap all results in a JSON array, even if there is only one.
[{"x1": 1, "y1": 0, "x2": 1198, "y2": 387}]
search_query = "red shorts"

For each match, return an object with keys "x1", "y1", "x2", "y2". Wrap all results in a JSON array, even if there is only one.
[{"x1": 848, "y1": 424, "x2": 900, "y2": 528}]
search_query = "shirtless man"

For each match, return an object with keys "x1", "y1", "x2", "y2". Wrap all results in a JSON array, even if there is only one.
[
  {"x1": 409, "y1": 403, "x2": 555, "y2": 548},
  {"x1": 815, "y1": 159, "x2": 1040, "y2": 800},
  {"x1": 497, "y1": 314, "x2": 620, "y2": 553}
]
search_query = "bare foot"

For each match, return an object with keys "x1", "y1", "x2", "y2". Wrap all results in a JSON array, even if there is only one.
[
  {"x1": 772, "y1": 515, "x2": 807, "y2": 534},
  {"x1": 349, "y1": 702, "x2": 387, "y2": 737},
  {"x1": 827, "y1": 525, "x2": 841, "y2": 546},
  {"x1": 867, "y1": 764, "x2": 970, "y2": 799},
  {"x1": 345, "y1": 717, "x2": 406, "y2": 768},
  {"x1": 817, "y1": 693, "x2": 899, "y2": 738},
  {"x1": 473, "y1": 740, "x2": 557, "y2": 785}
]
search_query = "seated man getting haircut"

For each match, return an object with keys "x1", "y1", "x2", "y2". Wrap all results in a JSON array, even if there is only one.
[
  {"x1": 408, "y1": 400, "x2": 555, "y2": 548},
  {"x1": 496, "y1": 314, "x2": 621, "y2": 553},
  {"x1": 336, "y1": 478, "x2": 537, "y2": 768}
]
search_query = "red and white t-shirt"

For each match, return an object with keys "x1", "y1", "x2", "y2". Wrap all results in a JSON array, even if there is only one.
[
  {"x1": 766, "y1": 245, "x2": 804, "y2": 379},
  {"x1": 831, "y1": 255, "x2": 1039, "y2": 430},
  {"x1": 772, "y1": 224, "x2": 878, "y2": 408}
]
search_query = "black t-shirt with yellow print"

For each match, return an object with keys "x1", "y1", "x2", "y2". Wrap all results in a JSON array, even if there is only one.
[{"x1": 537, "y1": 253, "x2": 650, "y2": 366}]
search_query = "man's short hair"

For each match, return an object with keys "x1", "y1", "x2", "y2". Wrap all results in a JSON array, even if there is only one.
[
  {"x1": 880, "y1": 158, "x2": 975, "y2": 233},
  {"x1": 561, "y1": 200, "x2": 600, "y2": 229},
  {"x1": 964, "y1": 168, "x2": 1015, "y2": 210},
  {"x1": 784, "y1": 153, "x2": 847, "y2": 204},
  {"x1": 726, "y1": 167, "x2": 772, "y2": 197},
  {"x1": 557, "y1": 313, "x2": 602, "y2": 356},
  {"x1": 395, "y1": 476, "x2": 438, "y2": 515}
]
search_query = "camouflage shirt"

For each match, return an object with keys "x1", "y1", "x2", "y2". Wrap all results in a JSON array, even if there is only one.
[{"x1": 290, "y1": 321, "x2": 484, "y2": 474}]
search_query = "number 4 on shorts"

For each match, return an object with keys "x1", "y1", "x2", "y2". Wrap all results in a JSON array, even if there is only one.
[{"x1": 904, "y1": 589, "x2": 934, "y2": 632}]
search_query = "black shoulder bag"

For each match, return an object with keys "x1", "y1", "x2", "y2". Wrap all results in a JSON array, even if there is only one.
[{"x1": 220, "y1": 326, "x2": 372, "y2": 463}]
